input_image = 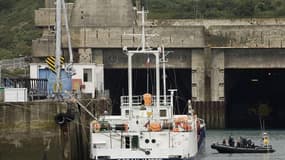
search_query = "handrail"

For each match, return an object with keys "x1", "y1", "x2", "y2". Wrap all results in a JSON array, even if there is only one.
[{"x1": 120, "y1": 95, "x2": 172, "y2": 106}]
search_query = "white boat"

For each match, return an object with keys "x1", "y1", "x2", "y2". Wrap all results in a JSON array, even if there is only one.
[{"x1": 89, "y1": 7, "x2": 206, "y2": 160}]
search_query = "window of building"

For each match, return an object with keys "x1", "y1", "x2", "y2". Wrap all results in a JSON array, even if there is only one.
[{"x1": 83, "y1": 68, "x2": 92, "y2": 82}]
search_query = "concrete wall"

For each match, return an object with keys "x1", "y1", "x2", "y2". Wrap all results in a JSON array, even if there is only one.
[
  {"x1": 101, "y1": 48, "x2": 191, "y2": 69},
  {"x1": 225, "y1": 48, "x2": 285, "y2": 68},
  {"x1": 0, "y1": 102, "x2": 66, "y2": 160},
  {"x1": 59, "y1": 26, "x2": 205, "y2": 49},
  {"x1": 208, "y1": 25, "x2": 285, "y2": 48},
  {"x1": 211, "y1": 49, "x2": 224, "y2": 101},
  {"x1": 32, "y1": 38, "x2": 55, "y2": 57},
  {"x1": 35, "y1": 3, "x2": 74, "y2": 27},
  {"x1": 71, "y1": 0, "x2": 134, "y2": 27},
  {"x1": 148, "y1": 18, "x2": 285, "y2": 28},
  {"x1": 191, "y1": 49, "x2": 205, "y2": 101}
]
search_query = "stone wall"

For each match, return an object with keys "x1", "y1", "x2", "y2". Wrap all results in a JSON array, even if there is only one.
[{"x1": 71, "y1": 0, "x2": 134, "y2": 27}]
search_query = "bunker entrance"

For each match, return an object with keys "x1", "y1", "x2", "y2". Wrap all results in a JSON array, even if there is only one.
[
  {"x1": 225, "y1": 69, "x2": 285, "y2": 129},
  {"x1": 104, "y1": 68, "x2": 192, "y2": 115}
]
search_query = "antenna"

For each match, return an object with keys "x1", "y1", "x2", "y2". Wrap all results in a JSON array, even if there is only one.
[
  {"x1": 123, "y1": 6, "x2": 161, "y2": 120},
  {"x1": 161, "y1": 46, "x2": 173, "y2": 105}
]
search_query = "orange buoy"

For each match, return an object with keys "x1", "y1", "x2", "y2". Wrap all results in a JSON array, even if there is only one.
[
  {"x1": 173, "y1": 127, "x2": 179, "y2": 132},
  {"x1": 174, "y1": 115, "x2": 189, "y2": 123},
  {"x1": 149, "y1": 122, "x2": 161, "y2": 132},
  {"x1": 182, "y1": 123, "x2": 192, "y2": 131},
  {"x1": 143, "y1": 93, "x2": 152, "y2": 106},
  {"x1": 92, "y1": 121, "x2": 101, "y2": 133},
  {"x1": 124, "y1": 123, "x2": 128, "y2": 132}
]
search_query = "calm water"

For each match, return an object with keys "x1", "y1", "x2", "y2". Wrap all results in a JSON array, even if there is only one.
[
  {"x1": 197, "y1": 130, "x2": 285, "y2": 160},
  {"x1": 0, "y1": 130, "x2": 284, "y2": 160}
]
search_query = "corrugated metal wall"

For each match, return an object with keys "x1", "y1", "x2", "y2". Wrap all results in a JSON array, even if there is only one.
[
  {"x1": 192, "y1": 101, "x2": 225, "y2": 129},
  {"x1": 39, "y1": 69, "x2": 72, "y2": 97}
]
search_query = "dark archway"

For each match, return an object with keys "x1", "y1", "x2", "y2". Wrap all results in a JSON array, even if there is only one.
[
  {"x1": 104, "y1": 68, "x2": 192, "y2": 115},
  {"x1": 225, "y1": 69, "x2": 285, "y2": 129}
]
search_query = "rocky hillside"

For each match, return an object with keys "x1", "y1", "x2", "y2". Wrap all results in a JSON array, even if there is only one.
[
  {"x1": 0, "y1": 0, "x2": 43, "y2": 60},
  {"x1": 147, "y1": 0, "x2": 285, "y2": 19}
]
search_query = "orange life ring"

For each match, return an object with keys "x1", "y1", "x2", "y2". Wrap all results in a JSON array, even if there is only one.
[
  {"x1": 174, "y1": 121, "x2": 192, "y2": 132},
  {"x1": 143, "y1": 93, "x2": 152, "y2": 106},
  {"x1": 174, "y1": 116, "x2": 189, "y2": 123},
  {"x1": 173, "y1": 127, "x2": 179, "y2": 132},
  {"x1": 183, "y1": 123, "x2": 192, "y2": 131},
  {"x1": 149, "y1": 122, "x2": 161, "y2": 132},
  {"x1": 124, "y1": 123, "x2": 128, "y2": 132},
  {"x1": 92, "y1": 122, "x2": 101, "y2": 133}
]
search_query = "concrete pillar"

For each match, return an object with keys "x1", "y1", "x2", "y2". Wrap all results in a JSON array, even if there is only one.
[
  {"x1": 211, "y1": 49, "x2": 225, "y2": 101},
  {"x1": 191, "y1": 49, "x2": 205, "y2": 101},
  {"x1": 92, "y1": 49, "x2": 104, "y2": 64},
  {"x1": 78, "y1": 48, "x2": 92, "y2": 63}
]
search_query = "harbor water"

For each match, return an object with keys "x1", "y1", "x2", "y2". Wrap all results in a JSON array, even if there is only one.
[
  {"x1": 0, "y1": 126, "x2": 285, "y2": 159},
  {"x1": 197, "y1": 130, "x2": 285, "y2": 160}
]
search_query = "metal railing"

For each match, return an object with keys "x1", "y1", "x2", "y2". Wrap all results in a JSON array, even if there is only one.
[{"x1": 120, "y1": 95, "x2": 172, "y2": 106}]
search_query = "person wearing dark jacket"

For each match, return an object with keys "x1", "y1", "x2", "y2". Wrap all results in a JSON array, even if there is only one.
[{"x1": 228, "y1": 136, "x2": 235, "y2": 147}]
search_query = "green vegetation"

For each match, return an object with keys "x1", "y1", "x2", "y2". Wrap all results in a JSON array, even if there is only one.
[
  {"x1": 1, "y1": 68, "x2": 28, "y2": 78},
  {"x1": 0, "y1": 0, "x2": 43, "y2": 60},
  {"x1": 147, "y1": 0, "x2": 285, "y2": 19}
]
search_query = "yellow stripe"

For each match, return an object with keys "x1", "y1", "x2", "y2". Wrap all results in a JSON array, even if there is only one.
[
  {"x1": 46, "y1": 60, "x2": 55, "y2": 67},
  {"x1": 60, "y1": 57, "x2": 64, "y2": 65},
  {"x1": 46, "y1": 58, "x2": 55, "y2": 66},
  {"x1": 50, "y1": 56, "x2": 55, "y2": 61},
  {"x1": 49, "y1": 66, "x2": 56, "y2": 73},
  {"x1": 48, "y1": 56, "x2": 64, "y2": 64}
]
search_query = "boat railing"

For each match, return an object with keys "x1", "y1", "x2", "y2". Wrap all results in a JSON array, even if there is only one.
[{"x1": 120, "y1": 95, "x2": 172, "y2": 106}]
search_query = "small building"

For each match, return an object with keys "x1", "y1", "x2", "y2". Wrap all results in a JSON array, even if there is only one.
[{"x1": 30, "y1": 63, "x2": 104, "y2": 98}]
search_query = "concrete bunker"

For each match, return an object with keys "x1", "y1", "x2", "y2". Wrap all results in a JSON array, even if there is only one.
[{"x1": 225, "y1": 69, "x2": 285, "y2": 129}]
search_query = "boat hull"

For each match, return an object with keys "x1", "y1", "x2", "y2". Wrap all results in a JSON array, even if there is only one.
[
  {"x1": 198, "y1": 127, "x2": 206, "y2": 151},
  {"x1": 211, "y1": 143, "x2": 275, "y2": 153}
]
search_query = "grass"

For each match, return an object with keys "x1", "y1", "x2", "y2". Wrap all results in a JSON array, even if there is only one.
[{"x1": 0, "y1": 0, "x2": 43, "y2": 60}]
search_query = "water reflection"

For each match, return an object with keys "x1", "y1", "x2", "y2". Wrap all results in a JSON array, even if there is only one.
[{"x1": 198, "y1": 130, "x2": 285, "y2": 160}]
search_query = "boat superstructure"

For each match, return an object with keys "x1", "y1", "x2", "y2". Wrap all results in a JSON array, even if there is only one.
[{"x1": 90, "y1": 7, "x2": 205, "y2": 160}]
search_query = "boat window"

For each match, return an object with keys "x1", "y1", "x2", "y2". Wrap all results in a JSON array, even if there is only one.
[
  {"x1": 125, "y1": 110, "x2": 129, "y2": 115},
  {"x1": 125, "y1": 136, "x2": 130, "y2": 148},
  {"x1": 131, "y1": 136, "x2": 139, "y2": 149},
  {"x1": 145, "y1": 139, "x2": 150, "y2": 144},
  {"x1": 160, "y1": 109, "x2": 167, "y2": 117},
  {"x1": 83, "y1": 68, "x2": 92, "y2": 82}
]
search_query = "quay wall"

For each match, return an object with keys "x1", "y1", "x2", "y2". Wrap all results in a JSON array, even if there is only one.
[{"x1": 0, "y1": 102, "x2": 88, "y2": 160}]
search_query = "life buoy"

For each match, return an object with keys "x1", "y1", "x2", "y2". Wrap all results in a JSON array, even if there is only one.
[
  {"x1": 182, "y1": 123, "x2": 192, "y2": 131},
  {"x1": 92, "y1": 121, "x2": 101, "y2": 133},
  {"x1": 124, "y1": 123, "x2": 128, "y2": 132},
  {"x1": 143, "y1": 93, "x2": 152, "y2": 106},
  {"x1": 173, "y1": 116, "x2": 192, "y2": 132},
  {"x1": 149, "y1": 122, "x2": 161, "y2": 132},
  {"x1": 172, "y1": 127, "x2": 179, "y2": 132},
  {"x1": 55, "y1": 113, "x2": 66, "y2": 126}
]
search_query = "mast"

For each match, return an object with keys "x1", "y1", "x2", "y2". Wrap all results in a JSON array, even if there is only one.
[
  {"x1": 124, "y1": 6, "x2": 161, "y2": 120},
  {"x1": 162, "y1": 45, "x2": 166, "y2": 105},
  {"x1": 55, "y1": 0, "x2": 62, "y2": 95},
  {"x1": 62, "y1": 0, "x2": 74, "y2": 76}
]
